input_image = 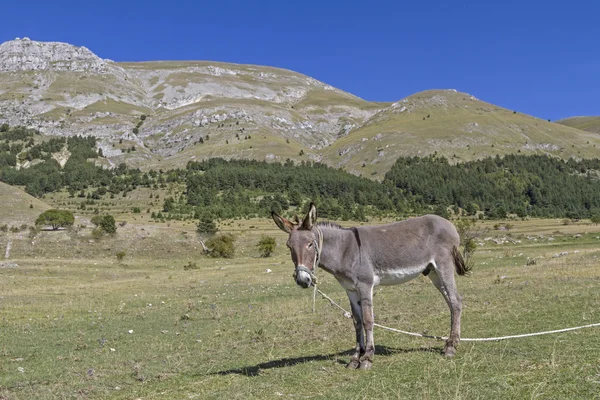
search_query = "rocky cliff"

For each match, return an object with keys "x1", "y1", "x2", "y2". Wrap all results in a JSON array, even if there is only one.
[{"x1": 0, "y1": 38, "x2": 385, "y2": 169}]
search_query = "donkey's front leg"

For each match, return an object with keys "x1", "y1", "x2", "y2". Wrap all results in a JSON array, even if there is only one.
[
  {"x1": 346, "y1": 290, "x2": 365, "y2": 369},
  {"x1": 358, "y1": 285, "x2": 375, "y2": 369}
]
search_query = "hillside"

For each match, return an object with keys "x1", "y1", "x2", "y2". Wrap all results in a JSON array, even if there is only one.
[
  {"x1": 556, "y1": 116, "x2": 600, "y2": 134},
  {"x1": 0, "y1": 181, "x2": 50, "y2": 225},
  {"x1": 326, "y1": 90, "x2": 600, "y2": 178},
  {"x1": 1, "y1": 38, "x2": 599, "y2": 177}
]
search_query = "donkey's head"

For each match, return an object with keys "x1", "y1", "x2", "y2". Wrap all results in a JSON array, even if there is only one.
[{"x1": 272, "y1": 203, "x2": 321, "y2": 289}]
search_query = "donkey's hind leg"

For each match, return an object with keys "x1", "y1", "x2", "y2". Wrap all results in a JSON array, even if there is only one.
[{"x1": 428, "y1": 260, "x2": 463, "y2": 357}]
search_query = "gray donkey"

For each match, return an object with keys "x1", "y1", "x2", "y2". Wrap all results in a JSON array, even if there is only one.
[{"x1": 272, "y1": 203, "x2": 470, "y2": 369}]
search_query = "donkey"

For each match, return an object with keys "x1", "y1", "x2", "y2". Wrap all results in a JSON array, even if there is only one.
[{"x1": 272, "y1": 203, "x2": 470, "y2": 369}]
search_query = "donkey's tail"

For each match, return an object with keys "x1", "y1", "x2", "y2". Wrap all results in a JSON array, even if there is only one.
[{"x1": 452, "y1": 246, "x2": 472, "y2": 276}]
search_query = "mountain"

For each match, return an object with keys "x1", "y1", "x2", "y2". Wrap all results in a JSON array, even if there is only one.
[
  {"x1": 325, "y1": 90, "x2": 600, "y2": 177},
  {"x1": 556, "y1": 116, "x2": 600, "y2": 134},
  {"x1": 0, "y1": 38, "x2": 386, "y2": 170},
  {"x1": 1, "y1": 38, "x2": 599, "y2": 177}
]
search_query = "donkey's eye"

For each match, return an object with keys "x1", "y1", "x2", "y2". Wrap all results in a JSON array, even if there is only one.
[{"x1": 308, "y1": 243, "x2": 313, "y2": 249}]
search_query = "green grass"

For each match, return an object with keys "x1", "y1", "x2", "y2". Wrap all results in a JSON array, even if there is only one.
[{"x1": 1, "y1": 216, "x2": 599, "y2": 399}]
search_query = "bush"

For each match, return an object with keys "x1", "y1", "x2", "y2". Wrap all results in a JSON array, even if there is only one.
[
  {"x1": 183, "y1": 261, "x2": 199, "y2": 270},
  {"x1": 28, "y1": 226, "x2": 40, "y2": 239},
  {"x1": 91, "y1": 228, "x2": 104, "y2": 239},
  {"x1": 116, "y1": 251, "x2": 126, "y2": 262},
  {"x1": 91, "y1": 214, "x2": 117, "y2": 234},
  {"x1": 35, "y1": 209, "x2": 75, "y2": 230},
  {"x1": 206, "y1": 234, "x2": 235, "y2": 258},
  {"x1": 257, "y1": 235, "x2": 276, "y2": 257}
]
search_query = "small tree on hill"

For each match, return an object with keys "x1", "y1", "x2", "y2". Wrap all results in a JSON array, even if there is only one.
[
  {"x1": 197, "y1": 215, "x2": 217, "y2": 235},
  {"x1": 196, "y1": 214, "x2": 217, "y2": 253},
  {"x1": 35, "y1": 209, "x2": 74, "y2": 230},
  {"x1": 91, "y1": 214, "x2": 117, "y2": 235},
  {"x1": 257, "y1": 235, "x2": 276, "y2": 257}
]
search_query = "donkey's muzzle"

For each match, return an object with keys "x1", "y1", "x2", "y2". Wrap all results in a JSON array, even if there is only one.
[{"x1": 294, "y1": 265, "x2": 313, "y2": 289}]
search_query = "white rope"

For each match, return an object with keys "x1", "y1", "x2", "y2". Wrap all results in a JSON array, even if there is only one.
[
  {"x1": 316, "y1": 288, "x2": 600, "y2": 342},
  {"x1": 310, "y1": 227, "x2": 324, "y2": 314}
]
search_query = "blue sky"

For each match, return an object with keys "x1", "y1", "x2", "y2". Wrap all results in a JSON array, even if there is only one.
[{"x1": 1, "y1": 0, "x2": 598, "y2": 120}]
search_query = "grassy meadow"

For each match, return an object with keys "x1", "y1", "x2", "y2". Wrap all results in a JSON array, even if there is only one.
[{"x1": 1, "y1": 215, "x2": 600, "y2": 399}]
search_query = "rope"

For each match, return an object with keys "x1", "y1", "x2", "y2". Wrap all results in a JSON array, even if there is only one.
[
  {"x1": 310, "y1": 227, "x2": 324, "y2": 314},
  {"x1": 315, "y1": 288, "x2": 600, "y2": 342}
]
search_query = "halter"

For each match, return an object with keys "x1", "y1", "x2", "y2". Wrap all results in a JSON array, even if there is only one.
[{"x1": 293, "y1": 226, "x2": 323, "y2": 286}]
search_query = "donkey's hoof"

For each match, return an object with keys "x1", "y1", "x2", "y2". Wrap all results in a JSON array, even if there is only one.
[
  {"x1": 359, "y1": 360, "x2": 373, "y2": 370},
  {"x1": 443, "y1": 346, "x2": 456, "y2": 358},
  {"x1": 346, "y1": 360, "x2": 360, "y2": 369}
]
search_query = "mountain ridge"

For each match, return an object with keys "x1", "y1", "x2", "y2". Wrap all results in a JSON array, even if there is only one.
[{"x1": 1, "y1": 38, "x2": 598, "y2": 177}]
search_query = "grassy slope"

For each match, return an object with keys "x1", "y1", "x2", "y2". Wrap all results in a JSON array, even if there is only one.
[
  {"x1": 0, "y1": 216, "x2": 599, "y2": 399},
  {"x1": 325, "y1": 90, "x2": 600, "y2": 179},
  {"x1": 556, "y1": 116, "x2": 600, "y2": 134},
  {"x1": 0, "y1": 182, "x2": 50, "y2": 225}
]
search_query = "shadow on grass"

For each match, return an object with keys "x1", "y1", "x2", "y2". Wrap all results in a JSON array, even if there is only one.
[{"x1": 209, "y1": 345, "x2": 442, "y2": 377}]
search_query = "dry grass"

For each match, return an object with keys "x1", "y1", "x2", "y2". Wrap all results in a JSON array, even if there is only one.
[
  {"x1": 557, "y1": 116, "x2": 600, "y2": 134},
  {"x1": 0, "y1": 182, "x2": 49, "y2": 226}
]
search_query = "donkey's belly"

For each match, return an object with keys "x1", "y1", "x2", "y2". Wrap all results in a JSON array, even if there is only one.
[{"x1": 375, "y1": 264, "x2": 427, "y2": 286}]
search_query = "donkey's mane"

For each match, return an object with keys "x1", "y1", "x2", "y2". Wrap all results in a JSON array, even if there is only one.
[{"x1": 316, "y1": 221, "x2": 345, "y2": 230}]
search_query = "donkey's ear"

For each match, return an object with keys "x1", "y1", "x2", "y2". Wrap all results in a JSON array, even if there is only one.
[
  {"x1": 293, "y1": 215, "x2": 300, "y2": 225},
  {"x1": 302, "y1": 202, "x2": 317, "y2": 230},
  {"x1": 272, "y1": 211, "x2": 295, "y2": 233}
]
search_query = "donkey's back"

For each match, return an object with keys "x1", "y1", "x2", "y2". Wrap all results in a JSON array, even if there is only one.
[{"x1": 352, "y1": 215, "x2": 464, "y2": 286}]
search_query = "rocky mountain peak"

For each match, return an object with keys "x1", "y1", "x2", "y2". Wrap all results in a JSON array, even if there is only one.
[{"x1": 0, "y1": 38, "x2": 117, "y2": 73}]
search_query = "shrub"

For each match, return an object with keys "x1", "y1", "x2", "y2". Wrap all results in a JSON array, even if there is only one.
[
  {"x1": 257, "y1": 235, "x2": 276, "y2": 257},
  {"x1": 28, "y1": 226, "x2": 40, "y2": 239},
  {"x1": 206, "y1": 234, "x2": 235, "y2": 258},
  {"x1": 91, "y1": 228, "x2": 104, "y2": 239},
  {"x1": 116, "y1": 251, "x2": 126, "y2": 262},
  {"x1": 183, "y1": 261, "x2": 199, "y2": 270},
  {"x1": 91, "y1": 214, "x2": 117, "y2": 234}
]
